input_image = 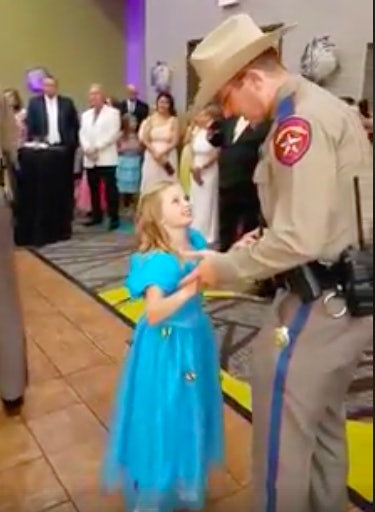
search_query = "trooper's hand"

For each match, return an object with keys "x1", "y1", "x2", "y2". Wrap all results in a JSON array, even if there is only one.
[
  {"x1": 179, "y1": 250, "x2": 219, "y2": 288},
  {"x1": 232, "y1": 227, "x2": 263, "y2": 249}
]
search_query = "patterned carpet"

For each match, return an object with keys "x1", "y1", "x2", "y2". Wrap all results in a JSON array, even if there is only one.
[{"x1": 32, "y1": 220, "x2": 373, "y2": 420}]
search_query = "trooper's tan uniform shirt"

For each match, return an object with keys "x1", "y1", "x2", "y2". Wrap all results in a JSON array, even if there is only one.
[
  {"x1": 210, "y1": 76, "x2": 373, "y2": 512},
  {"x1": 212, "y1": 76, "x2": 373, "y2": 286}
]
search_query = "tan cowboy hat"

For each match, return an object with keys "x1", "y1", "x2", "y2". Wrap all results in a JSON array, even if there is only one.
[{"x1": 190, "y1": 14, "x2": 297, "y2": 112}]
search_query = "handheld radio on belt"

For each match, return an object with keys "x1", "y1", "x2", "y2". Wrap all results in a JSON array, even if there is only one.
[
  {"x1": 336, "y1": 176, "x2": 373, "y2": 317},
  {"x1": 272, "y1": 177, "x2": 373, "y2": 316}
]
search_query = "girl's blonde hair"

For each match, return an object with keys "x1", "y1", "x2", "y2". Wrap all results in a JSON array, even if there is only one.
[{"x1": 136, "y1": 181, "x2": 178, "y2": 254}]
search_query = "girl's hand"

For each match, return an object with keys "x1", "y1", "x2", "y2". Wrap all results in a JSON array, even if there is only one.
[
  {"x1": 180, "y1": 254, "x2": 219, "y2": 289},
  {"x1": 181, "y1": 278, "x2": 201, "y2": 299},
  {"x1": 181, "y1": 279, "x2": 200, "y2": 299}
]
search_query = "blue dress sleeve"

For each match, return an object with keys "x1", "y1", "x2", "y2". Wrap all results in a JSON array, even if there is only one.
[
  {"x1": 125, "y1": 252, "x2": 181, "y2": 298},
  {"x1": 188, "y1": 228, "x2": 208, "y2": 250}
]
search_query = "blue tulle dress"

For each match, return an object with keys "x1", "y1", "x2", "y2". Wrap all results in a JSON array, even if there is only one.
[{"x1": 102, "y1": 228, "x2": 224, "y2": 512}]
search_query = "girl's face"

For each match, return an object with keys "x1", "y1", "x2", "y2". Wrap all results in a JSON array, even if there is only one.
[
  {"x1": 160, "y1": 184, "x2": 192, "y2": 228},
  {"x1": 157, "y1": 95, "x2": 171, "y2": 116}
]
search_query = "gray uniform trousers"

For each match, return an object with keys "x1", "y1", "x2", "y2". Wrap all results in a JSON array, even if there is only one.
[{"x1": 251, "y1": 290, "x2": 372, "y2": 512}]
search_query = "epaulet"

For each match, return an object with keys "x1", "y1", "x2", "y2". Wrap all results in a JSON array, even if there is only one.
[{"x1": 276, "y1": 95, "x2": 295, "y2": 122}]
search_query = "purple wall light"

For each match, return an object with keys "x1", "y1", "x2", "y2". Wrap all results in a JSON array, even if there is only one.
[
  {"x1": 125, "y1": 0, "x2": 146, "y2": 96},
  {"x1": 26, "y1": 67, "x2": 49, "y2": 94}
]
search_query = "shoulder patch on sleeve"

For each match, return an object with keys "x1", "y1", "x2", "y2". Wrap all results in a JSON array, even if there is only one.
[{"x1": 273, "y1": 116, "x2": 312, "y2": 166}]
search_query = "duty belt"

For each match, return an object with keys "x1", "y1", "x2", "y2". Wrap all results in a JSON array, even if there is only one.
[{"x1": 277, "y1": 261, "x2": 340, "y2": 291}]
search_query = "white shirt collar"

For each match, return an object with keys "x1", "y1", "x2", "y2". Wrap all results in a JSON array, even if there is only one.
[
  {"x1": 233, "y1": 116, "x2": 250, "y2": 142},
  {"x1": 44, "y1": 95, "x2": 57, "y2": 103}
]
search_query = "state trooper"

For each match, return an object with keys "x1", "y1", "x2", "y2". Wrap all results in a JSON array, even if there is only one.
[
  {"x1": 0, "y1": 93, "x2": 27, "y2": 414},
  {"x1": 182, "y1": 14, "x2": 373, "y2": 512}
]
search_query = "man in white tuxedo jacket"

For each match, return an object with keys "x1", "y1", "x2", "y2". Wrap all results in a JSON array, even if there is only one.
[{"x1": 79, "y1": 84, "x2": 121, "y2": 230}]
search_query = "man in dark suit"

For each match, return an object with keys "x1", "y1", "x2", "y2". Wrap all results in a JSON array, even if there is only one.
[
  {"x1": 119, "y1": 84, "x2": 149, "y2": 128},
  {"x1": 25, "y1": 76, "x2": 79, "y2": 239},
  {"x1": 209, "y1": 115, "x2": 271, "y2": 251},
  {"x1": 26, "y1": 76, "x2": 79, "y2": 148}
]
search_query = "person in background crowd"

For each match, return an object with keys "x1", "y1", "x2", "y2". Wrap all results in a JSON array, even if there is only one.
[
  {"x1": 25, "y1": 76, "x2": 79, "y2": 236},
  {"x1": 358, "y1": 98, "x2": 373, "y2": 142},
  {"x1": 139, "y1": 92, "x2": 179, "y2": 192},
  {"x1": 3, "y1": 88, "x2": 26, "y2": 146},
  {"x1": 138, "y1": 105, "x2": 156, "y2": 147},
  {"x1": 26, "y1": 76, "x2": 79, "y2": 149},
  {"x1": 106, "y1": 96, "x2": 121, "y2": 109},
  {"x1": 0, "y1": 94, "x2": 27, "y2": 415},
  {"x1": 340, "y1": 96, "x2": 373, "y2": 143},
  {"x1": 209, "y1": 113, "x2": 270, "y2": 251},
  {"x1": 179, "y1": 110, "x2": 195, "y2": 195},
  {"x1": 75, "y1": 88, "x2": 107, "y2": 217},
  {"x1": 116, "y1": 114, "x2": 142, "y2": 213},
  {"x1": 189, "y1": 105, "x2": 220, "y2": 244},
  {"x1": 340, "y1": 96, "x2": 364, "y2": 117},
  {"x1": 340, "y1": 96, "x2": 356, "y2": 107},
  {"x1": 119, "y1": 84, "x2": 149, "y2": 129},
  {"x1": 79, "y1": 83, "x2": 121, "y2": 230}
]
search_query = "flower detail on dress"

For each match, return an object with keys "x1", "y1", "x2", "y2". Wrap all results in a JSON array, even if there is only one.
[
  {"x1": 184, "y1": 371, "x2": 197, "y2": 382},
  {"x1": 161, "y1": 326, "x2": 173, "y2": 338}
]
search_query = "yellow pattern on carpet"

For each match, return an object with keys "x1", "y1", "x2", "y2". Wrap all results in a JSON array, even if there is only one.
[{"x1": 99, "y1": 286, "x2": 373, "y2": 503}]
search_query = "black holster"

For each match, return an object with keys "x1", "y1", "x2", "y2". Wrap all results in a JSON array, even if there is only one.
[
  {"x1": 279, "y1": 263, "x2": 325, "y2": 304},
  {"x1": 279, "y1": 250, "x2": 373, "y2": 317},
  {"x1": 337, "y1": 246, "x2": 373, "y2": 317}
]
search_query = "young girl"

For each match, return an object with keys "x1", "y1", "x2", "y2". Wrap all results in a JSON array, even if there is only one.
[
  {"x1": 116, "y1": 114, "x2": 142, "y2": 211},
  {"x1": 102, "y1": 181, "x2": 224, "y2": 512}
]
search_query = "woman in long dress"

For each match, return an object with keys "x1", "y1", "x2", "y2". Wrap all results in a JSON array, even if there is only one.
[
  {"x1": 3, "y1": 88, "x2": 26, "y2": 146},
  {"x1": 190, "y1": 106, "x2": 220, "y2": 245},
  {"x1": 139, "y1": 92, "x2": 179, "y2": 192}
]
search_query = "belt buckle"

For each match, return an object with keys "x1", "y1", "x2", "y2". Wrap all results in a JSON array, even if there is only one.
[{"x1": 274, "y1": 326, "x2": 290, "y2": 348}]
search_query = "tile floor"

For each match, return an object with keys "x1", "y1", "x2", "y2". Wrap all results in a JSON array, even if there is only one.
[{"x1": 0, "y1": 251, "x2": 360, "y2": 512}]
